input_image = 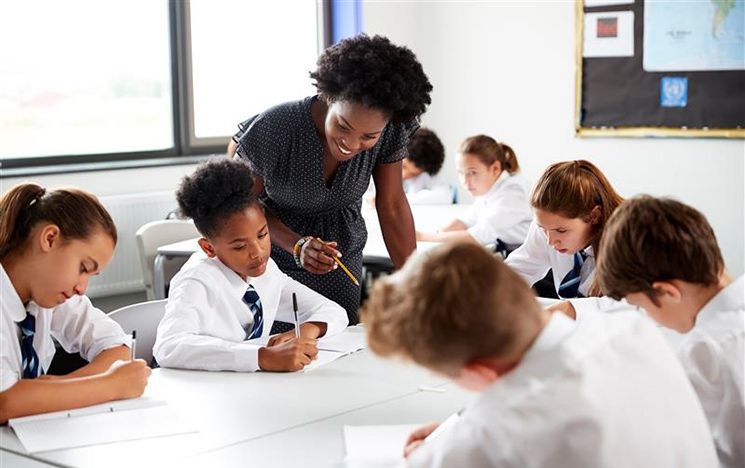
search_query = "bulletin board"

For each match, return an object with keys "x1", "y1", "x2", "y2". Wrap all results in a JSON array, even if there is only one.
[{"x1": 575, "y1": 0, "x2": 745, "y2": 138}]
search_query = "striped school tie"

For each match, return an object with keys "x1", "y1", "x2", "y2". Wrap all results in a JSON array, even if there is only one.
[
  {"x1": 243, "y1": 285, "x2": 264, "y2": 340},
  {"x1": 558, "y1": 251, "x2": 588, "y2": 299},
  {"x1": 19, "y1": 313, "x2": 43, "y2": 378}
]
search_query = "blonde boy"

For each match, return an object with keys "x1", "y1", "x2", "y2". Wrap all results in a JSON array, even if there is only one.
[
  {"x1": 597, "y1": 196, "x2": 744, "y2": 468},
  {"x1": 363, "y1": 242, "x2": 717, "y2": 468}
]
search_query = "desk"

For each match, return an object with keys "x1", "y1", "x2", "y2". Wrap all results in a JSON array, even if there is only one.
[
  {"x1": 153, "y1": 204, "x2": 471, "y2": 299},
  {"x1": 0, "y1": 341, "x2": 474, "y2": 468}
]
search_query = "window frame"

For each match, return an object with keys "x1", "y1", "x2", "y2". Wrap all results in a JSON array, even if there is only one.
[{"x1": 0, "y1": 0, "x2": 331, "y2": 177}]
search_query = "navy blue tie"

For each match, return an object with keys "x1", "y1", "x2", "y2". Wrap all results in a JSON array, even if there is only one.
[
  {"x1": 558, "y1": 251, "x2": 587, "y2": 299},
  {"x1": 243, "y1": 285, "x2": 264, "y2": 340},
  {"x1": 19, "y1": 313, "x2": 43, "y2": 379}
]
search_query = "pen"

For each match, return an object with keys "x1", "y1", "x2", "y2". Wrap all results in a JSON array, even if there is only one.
[
  {"x1": 130, "y1": 330, "x2": 137, "y2": 360},
  {"x1": 315, "y1": 237, "x2": 360, "y2": 286},
  {"x1": 292, "y1": 293, "x2": 300, "y2": 339}
]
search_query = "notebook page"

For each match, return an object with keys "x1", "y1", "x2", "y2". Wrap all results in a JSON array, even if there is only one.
[
  {"x1": 344, "y1": 424, "x2": 419, "y2": 465},
  {"x1": 10, "y1": 404, "x2": 197, "y2": 453}
]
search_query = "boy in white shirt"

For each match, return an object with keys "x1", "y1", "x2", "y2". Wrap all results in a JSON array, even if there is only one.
[
  {"x1": 596, "y1": 196, "x2": 744, "y2": 468},
  {"x1": 362, "y1": 242, "x2": 718, "y2": 468},
  {"x1": 154, "y1": 160, "x2": 348, "y2": 372}
]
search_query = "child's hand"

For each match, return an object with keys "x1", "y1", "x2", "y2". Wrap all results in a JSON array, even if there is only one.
[
  {"x1": 301, "y1": 238, "x2": 340, "y2": 275},
  {"x1": 267, "y1": 330, "x2": 295, "y2": 347},
  {"x1": 545, "y1": 301, "x2": 577, "y2": 320},
  {"x1": 404, "y1": 422, "x2": 440, "y2": 457},
  {"x1": 105, "y1": 359, "x2": 151, "y2": 399},
  {"x1": 258, "y1": 337, "x2": 319, "y2": 372},
  {"x1": 267, "y1": 324, "x2": 324, "y2": 346}
]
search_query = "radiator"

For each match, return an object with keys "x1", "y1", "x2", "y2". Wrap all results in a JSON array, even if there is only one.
[{"x1": 87, "y1": 191, "x2": 178, "y2": 298}]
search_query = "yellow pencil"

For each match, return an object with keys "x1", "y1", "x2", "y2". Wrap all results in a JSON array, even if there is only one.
[{"x1": 316, "y1": 238, "x2": 360, "y2": 286}]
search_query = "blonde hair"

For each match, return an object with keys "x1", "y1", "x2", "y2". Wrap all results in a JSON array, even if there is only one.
[
  {"x1": 361, "y1": 242, "x2": 542, "y2": 376},
  {"x1": 459, "y1": 135, "x2": 520, "y2": 174}
]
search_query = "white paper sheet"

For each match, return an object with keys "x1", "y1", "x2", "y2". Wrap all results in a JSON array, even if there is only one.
[
  {"x1": 318, "y1": 330, "x2": 366, "y2": 353},
  {"x1": 344, "y1": 424, "x2": 420, "y2": 466},
  {"x1": 9, "y1": 399, "x2": 197, "y2": 453},
  {"x1": 583, "y1": 11, "x2": 635, "y2": 57}
]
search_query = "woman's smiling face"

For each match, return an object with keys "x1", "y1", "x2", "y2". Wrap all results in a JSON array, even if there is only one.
[{"x1": 324, "y1": 100, "x2": 389, "y2": 162}]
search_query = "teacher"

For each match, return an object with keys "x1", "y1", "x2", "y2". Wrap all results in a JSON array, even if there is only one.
[{"x1": 230, "y1": 35, "x2": 432, "y2": 324}]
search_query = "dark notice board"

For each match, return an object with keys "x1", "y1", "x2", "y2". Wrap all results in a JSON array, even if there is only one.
[{"x1": 577, "y1": 1, "x2": 745, "y2": 137}]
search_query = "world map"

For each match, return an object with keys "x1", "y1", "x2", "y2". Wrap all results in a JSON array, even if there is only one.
[{"x1": 643, "y1": 0, "x2": 744, "y2": 71}]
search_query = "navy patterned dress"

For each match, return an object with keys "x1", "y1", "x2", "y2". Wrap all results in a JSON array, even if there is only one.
[{"x1": 234, "y1": 96, "x2": 417, "y2": 324}]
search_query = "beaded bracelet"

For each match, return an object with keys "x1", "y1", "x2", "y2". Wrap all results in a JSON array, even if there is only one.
[{"x1": 293, "y1": 236, "x2": 314, "y2": 268}]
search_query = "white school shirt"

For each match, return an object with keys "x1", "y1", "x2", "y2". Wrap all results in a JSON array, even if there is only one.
[
  {"x1": 407, "y1": 312, "x2": 718, "y2": 468},
  {"x1": 458, "y1": 171, "x2": 532, "y2": 245},
  {"x1": 153, "y1": 252, "x2": 348, "y2": 372},
  {"x1": 403, "y1": 172, "x2": 452, "y2": 205},
  {"x1": 0, "y1": 264, "x2": 129, "y2": 392},
  {"x1": 678, "y1": 275, "x2": 744, "y2": 468}
]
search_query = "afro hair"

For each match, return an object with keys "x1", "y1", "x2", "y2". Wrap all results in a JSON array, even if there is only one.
[
  {"x1": 176, "y1": 159, "x2": 260, "y2": 238},
  {"x1": 406, "y1": 127, "x2": 445, "y2": 176},
  {"x1": 310, "y1": 34, "x2": 432, "y2": 123}
]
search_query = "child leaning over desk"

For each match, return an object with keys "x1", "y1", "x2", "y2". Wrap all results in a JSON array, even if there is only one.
[
  {"x1": 596, "y1": 196, "x2": 744, "y2": 468},
  {"x1": 0, "y1": 184, "x2": 150, "y2": 423},
  {"x1": 362, "y1": 242, "x2": 718, "y2": 468},
  {"x1": 153, "y1": 159, "x2": 348, "y2": 373}
]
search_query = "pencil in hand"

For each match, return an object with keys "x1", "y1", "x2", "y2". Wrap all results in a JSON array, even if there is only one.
[{"x1": 315, "y1": 238, "x2": 360, "y2": 287}]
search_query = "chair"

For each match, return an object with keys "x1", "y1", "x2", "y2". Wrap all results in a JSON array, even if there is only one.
[
  {"x1": 136, "y1": 219, "x2": 199, "y2": 300},
  {"x1": 109, "y1": 300, "x2": 167, "y2": 366}
]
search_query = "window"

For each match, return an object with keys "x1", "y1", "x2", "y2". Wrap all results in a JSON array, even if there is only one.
[
  {"x1": 0, "y1": 1, "x2": 173, "y2": 161},
  {"x1": 0, "y1": 1, "x2": 328, "y2": 173},
  {"x1": 187, "y1": 1, "x2": 322, "y2": 145}
]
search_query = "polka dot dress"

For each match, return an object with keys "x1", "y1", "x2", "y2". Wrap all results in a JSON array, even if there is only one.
[{"x1": 234, "y1": 96, "x2": 417, "y2": 324}]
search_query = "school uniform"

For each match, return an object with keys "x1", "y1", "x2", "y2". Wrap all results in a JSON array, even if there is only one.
[
  {"x1": 678, "y1": 275, "x2": 744, "y2": 468},
  {"x1": 153, "y1": 252, "x2": 348, "y2": 372},
  {"x1": 458, "y1": 171, "x2": 532, "y2": 246},
  {"x1": 407, "y1": 311, "x2": 718, "y2": 468},
  {"x1": 403, "y1": 172, "x2": 452, "y2": 205},
  {"x1": 0, "y1": 264, "x2": 129, "y2": 391}
]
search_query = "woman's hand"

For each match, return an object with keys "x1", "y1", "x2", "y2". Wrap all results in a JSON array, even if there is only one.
[{"x1": 301, "y1": 238, "x2": 341, "y2": 274}]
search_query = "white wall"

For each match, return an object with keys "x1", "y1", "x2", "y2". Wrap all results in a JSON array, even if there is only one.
[
  {"x1": 363, "y1": 0, "x2": 745, "y2": 275},
  {"x1": 0, "y1": 164, "x2": 199, "y2": 198}
]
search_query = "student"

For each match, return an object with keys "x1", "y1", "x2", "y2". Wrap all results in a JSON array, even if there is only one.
[
  {"x1": 596, "y1": 196, "x2": 744, "y2": 468},
  {"x1": 0, "y1": 184, "x2": 151, "y2": 423},
  {"x1": 505, "y1": 160, "x2": 623, "y2": 314},
  {"x1": 364, "y1": 127, "x2": 450, "y2": 207},
  {"x1": 401, "y1": 128, "x2": 451, "y2": 205},
  {"x1": 153, "y1": 160, "x2": 348, "y2": 372},
  {"x1": 362, "y1": 242, "x2": 718, "y2": 467},
  {"x1": 416, "y1": 135, "x2": 532, "y2": 251}
]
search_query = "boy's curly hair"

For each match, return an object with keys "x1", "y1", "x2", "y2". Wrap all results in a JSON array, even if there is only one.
[
  {"x1": 407, "y1": 128, "x2": 445, "y2": 176},
  {"x1": 176, "y1": 159, "x2": 259, "y2": 238},
  {"x1": 310, "y1": 34, "x2": 432, "y2": 123}
]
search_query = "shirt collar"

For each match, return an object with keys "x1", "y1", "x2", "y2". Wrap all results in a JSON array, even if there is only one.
[
  {"x1": 209, "y1": 255, "x2": 259, "y2": 298},
  {"x1": 696, "y1": 274, "x2": 744, "y2": 326},
  {"x1": 1, "y1": 262, "x2": 27, "y2": 322},
  {"x1": 481, "y1": 170, "x2": 511, "y2": 198},
  {"x1": 523, "y1": 312, "x2": 577, "y2": 357}
]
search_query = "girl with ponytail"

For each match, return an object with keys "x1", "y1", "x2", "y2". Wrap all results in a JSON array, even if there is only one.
[
  {"x1": 0, "y1": 183, "x2": 150, "y2": 423},
  {"x1": 416, "y1": 135, "x2": 532, "y2": 253}
]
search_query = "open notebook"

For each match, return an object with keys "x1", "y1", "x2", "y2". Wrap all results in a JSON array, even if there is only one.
[
  {"x1": 248, "y1": 325, "x2": 367, "y2": 372},
  {"x1": 9, "y1": 397, "x2": 197, "y2": 453}
]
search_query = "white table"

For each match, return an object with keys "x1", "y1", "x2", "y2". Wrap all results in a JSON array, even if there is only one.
[
  {"x1": 0, "y1": 343, "x2": 474, "y2": 468},
  {"x1": 153, "y1": 204, "x2": 471, "y2": 299}
]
